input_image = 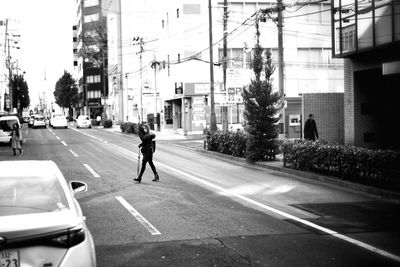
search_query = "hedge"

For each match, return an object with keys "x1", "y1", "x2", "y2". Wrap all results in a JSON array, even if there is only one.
[
  {"x1": 103, "y1": 119, "x2": 113, "y2": 128},
  {"x1": 205, "y1": 130, "x2": 279, "y2": 160},
  {"x1": 120, "y1": 122, "x2": 139, "y2": 134},
  {"x1": 281, "y1": 140, "x2": 400, "y2": 188}
]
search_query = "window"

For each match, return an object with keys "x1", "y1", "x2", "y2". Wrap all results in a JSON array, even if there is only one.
[
  {"x1": 162, "y1": 19, "x2": 164, "y2": 28},
  {"x1": 88, "y1": 90, "x2": 101, "y2": 98},
  {"x1": 298, "y1": 48, "x2": 342, "y2": 68},
  {"x1": 231, "y1": 48, "x2": 244, "y2": 69},
  {"x1": 177, "y1": 8, "x2": 180, "y2": 18},
  {"x1": 183, "y1": 4, "x2": 201, "y2": 14},
  {"x1": 84, "y1": 13, "x2": 99, "y2": 23},
  {"x1": 84, "y1": 0, "x2": 99, "y2": 7},
  {"x1": 86, "y1": 75, "x2": 101, "y2": 84},
  {"x1": 178, "y1": 53, "x2": 181, "y2": 63}
]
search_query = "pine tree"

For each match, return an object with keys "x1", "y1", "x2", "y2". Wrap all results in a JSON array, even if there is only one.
[{"x1": 242, "y1": 24, "x2": 283, "y2": 161}]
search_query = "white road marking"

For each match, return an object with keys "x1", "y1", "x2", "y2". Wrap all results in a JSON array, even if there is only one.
[
  {"x1": 69, "y1": 149, "x2": 79, "y2": 157},
  {"x1": 71, "y1": 128, "x2": 104, "y2": 142},
  {"x1": 61, "y1": 141, "x2": 67, "y2": 146},
  {"x1": 157, "y1": 163, "x2": 400, "y2": 263},
  {"x1": 56, "y1": 136, "x2": 60, "y2": 140},
  {"x1": 83, "y1": 164, "x2": 100, "y2": 178},
  {"x1": 116, "y1": 196, "x2": 161, "y2": 236},
  {"x1": 70, "y1": 128, "x2": 400, "y2": 262}
]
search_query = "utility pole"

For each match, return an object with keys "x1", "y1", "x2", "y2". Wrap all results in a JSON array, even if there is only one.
[
  {"x1": 277, "y1": 0, "x2": 286, "y2": 138},
  {"x1": 208, "y1": 0, "x2": 217, "y2": 132},
  {"x1": 152, "y1": 58, "x2": 160, "y2": 130},
  {"x1": 223, "y1": 0, "x2": 228, "y2": 96},
  {"x1": 139, "y1": 37, "x2": 144, "y2": 123},
  {"x1": 222, "y1": 0, "x2": 229, "y2": 132},
  {"x1": 117, "y1": 0, "x2": 124, "y2": 122},
  {"x1": 102, "y1": 50, "x2": 107, "y2": 122}
]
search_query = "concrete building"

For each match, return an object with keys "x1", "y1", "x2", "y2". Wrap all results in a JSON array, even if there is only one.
[
  {"x1": 332, "y1": 0, "x2": 400, "y2": 150},
  {"x1": 103, "y1": 0, "x2": 344, "y2": 140},
  {"x1": 152, "y1": 0, "x2": 344, "y2": 136},
  {"x1": 73, "y1": 0, "x2": 109, "y2": 120}
]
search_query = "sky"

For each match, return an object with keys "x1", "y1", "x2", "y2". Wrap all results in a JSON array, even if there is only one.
[{"x1": 1, "y1": 0, "x2": 75, "y2": 106}]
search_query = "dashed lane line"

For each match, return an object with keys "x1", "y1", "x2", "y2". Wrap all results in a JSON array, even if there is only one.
[
  {"x1": 69, "y1": 149, "x2": 79, "y2": 157},
  {"x1": 83, "y1": 163, "x2": 100, "y2": 178},
  {"x1": 61, "y1": 141, "x2": 67, "y2": 146},
  {"x1": 116, "y1": 196, "x2": 161, "y2": 236}
]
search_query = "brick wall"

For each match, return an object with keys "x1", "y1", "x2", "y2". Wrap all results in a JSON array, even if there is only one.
[
  {"x1": 303, "y1": 93, "x2": 344, "y2": 144},
  {"x1": 344, "y1": 58, "x2": 382, "y2": 148}
]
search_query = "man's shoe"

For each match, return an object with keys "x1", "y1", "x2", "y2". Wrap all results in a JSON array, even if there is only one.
[{"x1": 133, "y1": 177, "x2": 141, "y2": 183}]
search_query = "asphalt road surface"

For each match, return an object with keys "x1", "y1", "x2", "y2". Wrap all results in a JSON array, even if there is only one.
[{"x1": 1, "y1": 123, "x2": 399, "y2": 267}]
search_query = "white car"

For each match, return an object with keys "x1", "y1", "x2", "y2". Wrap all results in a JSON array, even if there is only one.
[
  {"x1": 0, "y1": 115, "x2": 21, "y2": 144},
  {"x1": 51, "y1": 115, "x2": 68, "y2": 129},
  {"x1": 76, "y1": 115, "x2": 92, "y2": 128},
  {"x1": 0, "y1": 160, "x2": 96, "y2": 267},
  {"x1": 33, "y1": 115, "x2": 46, "y2": 128}
]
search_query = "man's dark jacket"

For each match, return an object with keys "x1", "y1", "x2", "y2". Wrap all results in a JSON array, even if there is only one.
[{"x1": 304, "y1": 119, "x2": 318, "y2": 141}]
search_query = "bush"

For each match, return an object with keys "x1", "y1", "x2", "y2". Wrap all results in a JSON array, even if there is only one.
[
  {"x1": 281, "y1": 140, "x2": 400, "y2": 188},
  {"x1": 91, "y1": 119, "x2": 100, "y2": 126},
  {"x1": 103, "y1": 119, "x2": 113, "y2": 128},
  {"x1": 120, "y1": 122, "x2": 138, "y2": 134},
  {"x1": 205, "y1": 130, "x2": 248, "y2": 158}
]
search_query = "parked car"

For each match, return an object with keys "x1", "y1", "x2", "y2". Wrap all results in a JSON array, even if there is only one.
[
  {"x1": 0, "y1": 160, "x2": 96, "y2": 267},
  {"x1": 51, "y1": 115, "x2": 68, "y2": 129},
  {"x1": 0, "y1": 115, "x2": 21, "y2": 144},
  {"x1": 76, "y1": 115, "x2": 92, "y2": 128},
  {"x1": 33, "y1": 115, "x2": 46, "y2": 128}
]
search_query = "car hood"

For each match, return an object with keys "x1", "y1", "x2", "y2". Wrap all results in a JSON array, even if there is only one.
[{"x1": 0, "y1": 210, "x2": 82, "y2": 239}]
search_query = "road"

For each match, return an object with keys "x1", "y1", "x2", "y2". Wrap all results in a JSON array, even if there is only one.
[{"x1": 1, "y1": 123, "x2": 399, "y2": 267}]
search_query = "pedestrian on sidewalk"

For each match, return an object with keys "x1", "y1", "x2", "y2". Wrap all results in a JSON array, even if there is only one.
[
  {"x1": 134, "y1": 123, "x2": 159, "y2": 183},
  {"x1": 10, "y1": 122, "x2": 23, "y2": 156},
  {"x1": 304, "y1": 114, "x2": 319, "y2": 141}
]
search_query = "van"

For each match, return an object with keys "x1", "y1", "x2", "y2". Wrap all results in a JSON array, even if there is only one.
[{"x1": 0, "y1": 116, "x2": 21, "y2": 144}]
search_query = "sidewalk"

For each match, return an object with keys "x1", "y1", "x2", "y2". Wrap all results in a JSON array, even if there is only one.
[{"x1": 103, "y1": 124, "x2": 400, "y2": 202}]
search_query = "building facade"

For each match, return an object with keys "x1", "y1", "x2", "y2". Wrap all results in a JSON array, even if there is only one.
[
  {"x1": 73, "y1": 0, "x2": 109, "y2": 120},
  {"x1": 332, "y1": 0, "x2": 400, "y2": 150},
  {"x1": 102, "y1": 0, "x2": 344, "y2": 140}
]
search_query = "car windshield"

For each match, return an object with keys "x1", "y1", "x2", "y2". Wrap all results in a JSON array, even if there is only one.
[
  {"x1": 0, "y1": 175, "x2": 69, "y2": 216},
  {"x1": 79, "y1": 116, "x2": 89, "y2": 120},
  {"x1": 0, "y1": 120, "x2": 17, "y2": 131},
  {"x1": 35, "y1": 117, "x2": 45, "y2": 121}
]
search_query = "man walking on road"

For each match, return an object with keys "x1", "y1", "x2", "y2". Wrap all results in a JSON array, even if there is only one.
[{"x1": 304, "y1": 114, "x2": 319, "y2": 141}]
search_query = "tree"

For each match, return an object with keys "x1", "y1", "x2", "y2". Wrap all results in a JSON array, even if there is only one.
[
  {"x1": 54, "y1": 71, "x2": 78, "y2": 119},
  {"x1": 242, "y1": 23, "x2": 283, "y2": 161},
  {"x1": 10, "y1": 74, "x2": 30, "y2": 117}
]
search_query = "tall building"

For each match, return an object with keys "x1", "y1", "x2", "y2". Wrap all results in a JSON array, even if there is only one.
[
  {"x1": 153, "y1": 0, "x2": 344, "y2": 136},
  {"x1": 104, "y1": 0, "x2": 344, "y2": 140},
  {"x1": 332, "y1": 0, "x2": 400, "y2": 150},
  {"x1": 73, "y1": 0, "x2": 109, "y2": 119}
]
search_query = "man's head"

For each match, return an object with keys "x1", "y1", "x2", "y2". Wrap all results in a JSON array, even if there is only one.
[{"x1": 309, "y1": 114, "x2": 314, "y2": 119}]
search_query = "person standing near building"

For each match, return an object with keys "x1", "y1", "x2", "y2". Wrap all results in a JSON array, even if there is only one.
[
  {"x1": 134, "y1": 123, "x2": 159, "y2": 183},
  {"x1": 304, "y1": 114, "x2": 319, "y2": 141},
  {"x1": 10, "y1": 122, "x2": 23, "y2": 156}
]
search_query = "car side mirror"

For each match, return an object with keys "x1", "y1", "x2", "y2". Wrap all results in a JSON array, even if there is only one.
[{"x1": 69, "y1": 181, "x2": 88, "y2": 194}]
